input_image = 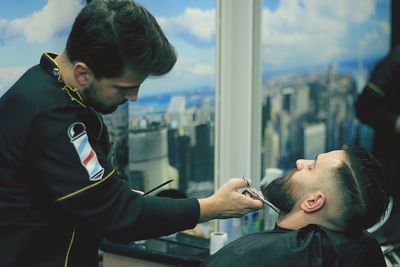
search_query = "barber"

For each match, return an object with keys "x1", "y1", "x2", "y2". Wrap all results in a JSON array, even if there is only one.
[{"x1": 0, "y1": 1, "x2": 262, "y2": 266}]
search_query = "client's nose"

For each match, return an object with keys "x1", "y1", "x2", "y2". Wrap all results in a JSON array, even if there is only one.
[{"x1": 296, "y1": 159, "x2": 305, "y2": 171}]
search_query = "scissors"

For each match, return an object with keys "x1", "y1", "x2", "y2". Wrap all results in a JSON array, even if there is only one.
[{"x1": 242, "y1": 176, "x2": 279, "y2": 213}]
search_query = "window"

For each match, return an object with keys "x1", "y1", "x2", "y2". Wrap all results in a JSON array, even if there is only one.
[
  {"x1": 105, "y1": 0, "x2": 217, "y2": 198},
  {"x1": 0, "y1": 1, "x2": 217, "y2": 199},
  {"x1": 260, "y1": 0, "x2": 391, "y2": 173},
  {"x1": 0, "y1": 0, "x2": 78, "y2": 96}
]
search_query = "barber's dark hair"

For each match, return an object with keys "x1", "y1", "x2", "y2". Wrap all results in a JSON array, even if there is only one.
[
  {"x1": 66, "y1": 0, "x2": 177, "y2": 78},
  {"x1": 336, "y1": 144, "x2": 388, "y2": 231}
]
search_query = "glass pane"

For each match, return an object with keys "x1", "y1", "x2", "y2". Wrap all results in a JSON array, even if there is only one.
[
  {"x1": 261, "y1": 0, "x2": 390, "y2": 175},
  {"x1": 124, "y1": 0, "x2": 217, "y2": 198},
  {"x1": 259, "y1": 0, "x2": 391, "y2": 232},
  {"x1": 0, "y1": 1, "x2": 79, "y2": 96},
  {"x1": 0, "y1": 1, "x2": 216, "y2": 200}
]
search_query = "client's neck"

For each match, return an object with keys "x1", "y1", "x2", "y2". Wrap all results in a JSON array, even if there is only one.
[
  {"x1": 276, "y1": 210, "x2": 343, "y2": 231},
  {"x1": 276, "y1": 210, "x2": 308, "y2": 230}
]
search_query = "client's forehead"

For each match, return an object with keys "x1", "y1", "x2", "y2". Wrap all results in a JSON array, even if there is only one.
[
  {"x1": 317, "y1": 150, "x2": 346, "y2": 169},
  {"x1": 325, "y1": 150, "x2": 346, "y2": 159}
]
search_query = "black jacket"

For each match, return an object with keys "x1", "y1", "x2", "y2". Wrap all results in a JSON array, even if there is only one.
[
  {"x1": 355, "y1": 45, "x2": 400, "y2": 194},
  {"x1": 0, "y1": 53, "x2": 199, "y2": 267},
  {"x1": 202, "y1": 224, "x2": 386, "y2": 267}
]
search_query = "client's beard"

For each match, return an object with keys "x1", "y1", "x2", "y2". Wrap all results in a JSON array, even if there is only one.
[{"x1": 263, "y1": 171, "x2": 297, "y2": 214}]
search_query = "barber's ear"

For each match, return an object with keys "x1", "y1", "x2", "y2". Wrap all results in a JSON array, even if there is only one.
[
  {"x1": 73, "y1": 62, "x2": 93, "y2": 86},
  {"x1": 300, "y1": 192, "x2": 325, "y2": 213}
]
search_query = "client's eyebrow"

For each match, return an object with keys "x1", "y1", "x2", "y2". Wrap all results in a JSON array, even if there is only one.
[{"x1": 313, "y1": 154, "x2": 320, "y2": 169}]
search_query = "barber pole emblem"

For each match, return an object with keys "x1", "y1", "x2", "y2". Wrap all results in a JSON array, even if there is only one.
[{"x1": 68, "y1": 122, "x2": 104, "y2": 181}]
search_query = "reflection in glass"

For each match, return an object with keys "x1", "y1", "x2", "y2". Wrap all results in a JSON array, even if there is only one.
[
  {"x1": 105, "y1": 0, "x2": 217, "y2": 200},
  {"x1": 261, "y1": 0, "x2": 390, "y2": 173}
]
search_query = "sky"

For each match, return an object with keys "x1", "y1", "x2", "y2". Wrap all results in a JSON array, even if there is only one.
[
  {"x1": 261, "y1": 0, "x2": 391, "y2": 72},
  {"x1": 0, "y1": 0, "x2": 391, "y2": 97}
]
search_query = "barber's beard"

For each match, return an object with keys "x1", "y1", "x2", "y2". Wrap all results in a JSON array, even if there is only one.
[
  {"x1": 263, "y1": 170, "x2": 298, "y2": 214},
  {"x1": 83, "y1": 85, "x2": 121, "y2": 114}
]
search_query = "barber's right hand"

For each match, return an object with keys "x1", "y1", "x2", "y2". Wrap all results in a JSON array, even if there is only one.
[{"x1": 198, "y1": 178, "x2": 263, "y2": 223}]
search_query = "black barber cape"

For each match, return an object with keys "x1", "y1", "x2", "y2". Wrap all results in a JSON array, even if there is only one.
[{"x1": 202, "y1": 224, "x2": 386, "y2": 267}]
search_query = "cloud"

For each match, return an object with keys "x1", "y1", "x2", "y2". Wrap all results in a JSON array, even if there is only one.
[
  {"x1": 140, "y1": 52, "x2": 215, "y2": 95},
  {"x1": 0, "y1": 19, "x2": 7, "y2": 44},
  {"x1": 157, "y1": 8, "x2": 215, "y2": 42},
  {"x1": 0, "y1": 66, "x2": 28, "y2": 82},
  {"x1": 357, "y1": 20, "x2": 390, "y2": 56},
  {"x1": 0, "y1": 66, "x2": 28, "y2": 96},
  {"x1": 191, "y1": 63, "x2": 214, "y2": 76},
  {"x1": 262, "y1": 0, "x2": 384, "y2": 69},
  {"x1": 167, "y1": 55, "x2": 214, "y2": 83},
  {"x1": 305, "y1": 0, "x2": 375, "y2": 23},
  {"x1": 1, "y1": 0, "x2": 82, "y2": 44}
]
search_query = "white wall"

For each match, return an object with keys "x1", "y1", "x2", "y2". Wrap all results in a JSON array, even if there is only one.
[{"x1": 215, "y1": 0, "x2": 262, "y2": 231}]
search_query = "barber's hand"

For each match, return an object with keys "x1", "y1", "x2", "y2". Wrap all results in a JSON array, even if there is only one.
[{"x1": 198, "y1": 178, "x2": 263, "y2": 223}]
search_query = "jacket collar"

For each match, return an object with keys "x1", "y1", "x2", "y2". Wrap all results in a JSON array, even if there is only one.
[{"x1": 40, "y1": 52, "x2": 63, "y2": 83}]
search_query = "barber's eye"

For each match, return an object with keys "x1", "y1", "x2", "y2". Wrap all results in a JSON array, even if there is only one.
[{"x1": 308, "y1": 165, "x2": 312, "y2": 171}]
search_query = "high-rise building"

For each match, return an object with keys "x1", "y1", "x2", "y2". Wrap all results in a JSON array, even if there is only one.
[
  {"x1": 129, "y1": 128, "x2": 178, "y2": 191},
  {"x1": 292, "y1": 84, "x2": 310, "y2": 118},
  {"x1": 303, "y1": 123, "x2": 327, "y2": 159},
  {"x1": 192, "y1": 123, "x2": 214, "y2": 183},
  {"x1": 103, "y1": 102, "x2": 129, "y2": 181},
  {"x1": 167, "y1": 129, "x2": 192, "y2": 193},
  {"x1": 166, "y1": 95, "x2": 187, "y2": 129},
  {"x1": 263, "y1": 121, "x2": 280, "y2": 169}
]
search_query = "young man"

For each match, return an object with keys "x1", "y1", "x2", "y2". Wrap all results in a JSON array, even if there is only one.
[
  {"x1": 0, "y1": 1, "x2": 262, "y2": 266},
  {"x1": 202, "y1": 144, "x2": 389, "y2": 266}
]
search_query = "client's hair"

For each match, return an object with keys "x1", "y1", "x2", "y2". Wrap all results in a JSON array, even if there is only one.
[{"x1": 335, "y1": 144, "x2": 388, "y2": 231}]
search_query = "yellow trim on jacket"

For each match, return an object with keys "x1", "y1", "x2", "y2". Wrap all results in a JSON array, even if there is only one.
[
  {"x1": 56, "y1": 169, "x2": 116, "y2": 201},
  {"x1": 367, "y1": 81, "x2": 385, "y2": 97},
  {"x1": 64, "y1": 225, "x2": 77, "y2": 267}
]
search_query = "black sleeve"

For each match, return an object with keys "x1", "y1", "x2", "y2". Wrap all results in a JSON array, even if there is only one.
[
  {"x1": 355, "y1": 46, "x2": 400, "y2": 133},
  {"x1": 25, "y1": 106, "x2": 200, "y2": 242}
]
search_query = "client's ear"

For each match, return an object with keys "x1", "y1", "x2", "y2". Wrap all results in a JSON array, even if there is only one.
[{"x1": 300, "y1": 191, "x2": 325, "y2": 213}]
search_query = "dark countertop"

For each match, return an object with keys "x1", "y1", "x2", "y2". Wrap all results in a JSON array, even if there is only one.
[{"x1": 100, "y1": 232, "x2": 210, "y2": 266}]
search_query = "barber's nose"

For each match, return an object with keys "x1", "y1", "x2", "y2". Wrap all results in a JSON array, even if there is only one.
[{"x1": 125, "y1": 89, "x2": 139, "y2": 101}]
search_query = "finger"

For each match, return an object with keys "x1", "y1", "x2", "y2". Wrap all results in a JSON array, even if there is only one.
[
  {"x1": 243, "y1": 195, "x2": 264, "y2": 209},
  {"x1": 239, "y1": 192, "x2": 264, "y2": 209},
  {"x1": 241, "y1": 189, "x2": 253, "y2": 198},
  {"x1": 228, "y1": 177, "x2": 251, "y2": 190}
]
